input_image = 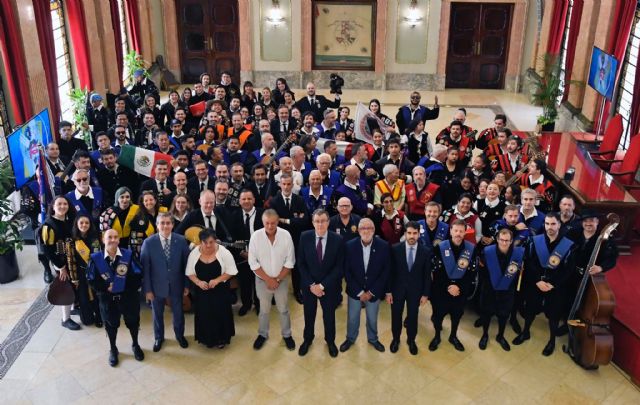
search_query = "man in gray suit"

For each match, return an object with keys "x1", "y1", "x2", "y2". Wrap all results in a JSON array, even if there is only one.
[{"x1": 140, "y1": 212, "x2": 191, "y2": 352}]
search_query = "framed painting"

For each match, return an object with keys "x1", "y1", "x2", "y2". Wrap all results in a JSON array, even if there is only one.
[{"x1": 312, "y1": 0, "x2": 376, "y2": 70}]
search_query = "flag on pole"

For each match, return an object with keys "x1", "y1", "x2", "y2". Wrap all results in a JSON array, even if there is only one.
[
  {"x1": 315, "y1": 138, "x2": 354, "y2": 159},
  {"x1": 353, "y1": 102, "x2": 395, "y2": 144},
  {"x1": 117, "y1": 145, "x2": 174, "y2": 178},
  {"x1": 36, "y1": 145, "x2": 56, "y2": 223}
]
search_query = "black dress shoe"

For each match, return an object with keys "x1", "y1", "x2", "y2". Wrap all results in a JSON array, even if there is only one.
[
  {"x1": 339, "y1": 340, "x2": 352, "y2": 352},
  {"x1": 108, "y1": 349, "x2": 119, "y2": 367},
  {"x1": 408, "y1": 341, "x2": 418, "y2": 355},
  {"x1": 557, "y1": 324, "x2": 569, "y2": 336},
  {"x1": 153, "y1": 339, "x2": 163, "y2": 352},
  {"x1": 328, "y1": 343, "x2": 339, "y2": 358},
  {"x1": 510, "y1": 318, "x2": 522, "y2": 335},
  {"x1": 474, "y1": 318, "x2": 483, "y2": 328},
  {"x1": 132, "y1": 344, "x2": 145, "y2": 361},
  {"x1": 253, "y1": 335, "x2": 267, "y2": 350},
  {"x1": 369, "y1": 341, "x2": 385, "y2": 352},
  {"x1": 61, "y1": 319, "x2": 81, "y2": 331},
  {"x1": 238, "y1": 306, "x2": 250, "y2": 316},
  {"x1": 94, "y1": 320, "x2": 103, "y2": 328},
  {"x1": 284, "y1": 336, "x2": 296, "y2": 351},
  {"x1": 496, "y1": 335, "x2": 511, "y2": 351},
  {"x1": 479, "y1": 334, "x2": 489, "y2": 350},
  {"x1": 448, "y1": 336, "x2": 465, "y2": 352},
  {"x1": 44, "y1": 270, "x2": 53, "y2": 284},
  {"x1": 542, "y1": 340, "x2": 555, "y2": 356},
  {"x1": 294, "y1": 292, "x2": 304, "y2": 305},
  {"x1": 428, "y1": 336, "x2": 441, "y2": 351},
  {"x1": 298, "y1": 340, "x2": 312, "y2": 356},
  {"x1": 512, "y1": 331, "x2": 530, "y2": 345},
  {"x1": 390, "y1": 339, "x2": 399, "y2": 353},
  {"x1": 177, "y1": 336, "x2": 189, "y2": 348}
]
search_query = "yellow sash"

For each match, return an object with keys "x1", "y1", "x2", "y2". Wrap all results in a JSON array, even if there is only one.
[
  {"x1": 376, "y1": 179, "x2": 404, "y2": 201},
  {"x1": 111, "y1": 204, "x2": 140, "y2": 238}
]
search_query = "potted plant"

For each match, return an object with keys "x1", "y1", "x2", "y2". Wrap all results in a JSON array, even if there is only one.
[
  {"x1": 124, "y1": 50, "x2": 150, "y2": 85},
  {"x1": 0, "y1": 160, "x2": 24, "y2": 283},
  {"x1": 530, "y1": 53, "x2": 582, "y2": 132},
  {"x1": 69, "y1": 87, "x2": 92, "y2": 150}
]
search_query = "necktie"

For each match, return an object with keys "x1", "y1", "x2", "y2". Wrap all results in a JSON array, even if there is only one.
[
  {"x1": 163, "y1": 237, "x2": 171, "y2": 263},
  {"x1": 159, "y1": 181, "x2": 165, "y2": 191},
  {"x1": 284, "y1": 122, "x2": 288, "y2": 133},
  {"x1": 244, "y1": 213, "x2": 251, "y2": 235},
  {"x1": 316, "y1": 237, "x2": 323, "y2": 262},
  {"x1": 205, "y1": 215, "x2": 212, "y2": 229},
  {"x1": 200, "y1": 182, "x2": 205, "y2": 192},
  {"x1": 407, "y1": 246, "x2": 414, "y2": 271},
  {"x1": 285, "y1": 197, "x2": 290, "y2": 211}
]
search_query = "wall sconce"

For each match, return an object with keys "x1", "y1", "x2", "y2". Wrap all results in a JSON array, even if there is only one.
[
  {"x1": 403, "y1": 0, "x2": 423, "y2": 28},
  {"x1": 266, "y1": 0, "x2": 285, "y2": 26}
]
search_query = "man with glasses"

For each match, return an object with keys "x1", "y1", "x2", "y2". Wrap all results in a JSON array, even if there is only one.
[
  {"x1": 395, "y1": 91, "x2": 440, "y2": 134},
  {"x1": 478, "y1": 228, "x2": 524, "y2": 352},
  {"x1": 66, "y1": 168, "x2": 105, "y2": 225},
  {"x1": 111, "y1": 125, "x2": 131, "y2": 154},
  {"x1": 340, "y1": 218, "x2": 390, "y2": 353}
]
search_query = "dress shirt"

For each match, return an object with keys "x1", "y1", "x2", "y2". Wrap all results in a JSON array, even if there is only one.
[
  {"x1": 315, "y1": 233, "x2": 327, "y2": 257},
  {"x1": 74, "y1": 187, "x2": 95, "y2": 201},
  {"x1": 242, "y1": 208, "x2": 256, "y2": 234},
  {"x1": 156, "y1": 178, "x2": 168, "y2": 192},
  {"x1": 201, "y1": 209, "x2": 217, "y2": 229},
  {"x1": 185, "y1": 244, "x2": 238, "y2": 276},
  {"x1": 248, "y1": 227, "x2": 296, "y2": 278},
  {"x1": 361, "y1": 241, "x2": 372, "y2": 272},
  {"x1": 104, "y1": 248, "x2": 123, "y2": 262},
  {"x1": 405, "y1": 243, "x2": 417, "y2": 267}
]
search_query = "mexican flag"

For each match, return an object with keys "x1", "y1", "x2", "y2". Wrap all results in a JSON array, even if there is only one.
[{"x1": 118, "y1": 145, "x2": 174, "y2": 178}]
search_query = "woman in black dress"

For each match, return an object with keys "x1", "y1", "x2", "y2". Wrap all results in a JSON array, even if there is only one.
[
  {"x1": 71, "y1": 214, "x2": 103, "y2": 327},
  {"x1": 186, "y1": 229, "x2": 238, "y2": 348}
]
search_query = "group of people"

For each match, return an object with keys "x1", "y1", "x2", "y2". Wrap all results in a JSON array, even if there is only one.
[{"x1": 34, "y1": 70, "x2": 618, "y2": 367}]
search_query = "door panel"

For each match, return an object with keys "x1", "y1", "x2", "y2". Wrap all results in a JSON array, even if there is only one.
[
  {"x1": 178, "y1": 0, "x2": 240, "y2": 84},
  {"x1": 446, "y1": 3, "x2": 512, "y2": 89}
]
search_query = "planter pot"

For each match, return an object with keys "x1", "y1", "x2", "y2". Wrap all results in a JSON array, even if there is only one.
[
  {"x1": 541, "y1": 122, "x2": 556, "y2": 132},
  {"x1": 0, "y1": 250, "x2": 19, "y2": 284}
]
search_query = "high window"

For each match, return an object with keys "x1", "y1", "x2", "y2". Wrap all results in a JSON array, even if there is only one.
[
  {"x1": 50, "y1": 0, "x2": 74, "y2": 122},
  {"x1": 615, "y1": 4, "x2": 640, "y2": 150}
]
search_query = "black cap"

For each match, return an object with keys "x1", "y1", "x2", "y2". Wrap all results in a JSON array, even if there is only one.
[
  {"x1": 580, "y1": 209, "x2": 603, "y2": 221},
  {"x1": 170, "y1": 119, "x2": 182, "y2": 127}
]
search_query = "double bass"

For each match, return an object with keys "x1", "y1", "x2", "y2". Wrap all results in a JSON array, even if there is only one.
[{"x1": 565, "y1": 213, "x2": 619, "y2": 369}]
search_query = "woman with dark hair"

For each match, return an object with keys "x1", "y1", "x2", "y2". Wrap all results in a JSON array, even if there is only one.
[
  {"x1": 129, "y1": 191, "x2": 167, "y2": 257},
  {"x1": 440, "y1": 193, "x2": 482, "y2": 244},
  {"x1": 200, "y1": 72, "x2": 214, "y2": 94},
  {"x1": 290, "y1": 106, "x2": 302, "y2": 125},
  {"x1": 160, "y1": 90, "x2": 186, "y2": 127},
  {"x1": 181, "y1": 87, "x2": 192, "y2": 105},
  {"x1": 241, "y1": 80, "x2": 259, "y2": 110},
  {"x1": 71, "y1": 214, "x2": 103, "y2": 326},
  {"x1": 186, "y1": 228, "x2": 238, "y2": 348},
  {"x1": 503, "y1": 184, "x2": 522, "y2": 205},
  {"x1": 368, "y1": 98, "x2": 396, "y2": 138},
  {"x1": 251, "y1": 103, "x2": 265, "y2": 124},
  {"x1": 299, "y1": 134, "x2": 319, "y2": 169},
  {"x1": 42, "y1": 195, "x2": 80, "y2": 330},
  {"x1": 374, "y1": 192, "x2": 409, "y2": 244},
  {"x1": 272, "y1": 77, "x2": 294, "y2": 105},
  {"x1": 260, "y1": 87, "x2": 277, "y2": 111},
  {"x1": 169, "y1": 194, "x2": 192, "y2": 227},
  {"x1": 99, "y1": 187, "x2": 140, "y2": 248},
  {"x1": 474, "y1": 182, "x2": 506, "y2": 247},
  {"x1": 282, "y1": 90, "x2": 296, "y2": 110},
  {"x1": 406, "y1": 118, "x2": 432, "y2": 163}
]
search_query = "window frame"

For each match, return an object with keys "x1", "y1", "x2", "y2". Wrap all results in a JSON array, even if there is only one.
[
  {"x1": 557, "y1": 0, "x2": 574, "y2": 104},
  {"x1": 117, "y1": 0, "x2": 130, "y2": 80},
  {"x1": 50, "y1": 0, "x2": 75, "y2": 122},
  {"x1": 614, "y1": 5, "x2": 640, "y2": 150}
]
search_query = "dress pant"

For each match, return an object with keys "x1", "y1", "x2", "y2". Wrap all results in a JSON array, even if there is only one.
[
  {"x1": 151, "y1": 284, "x2": 185, "y2": 340},
  {"x1": 346, "y1": 296, "x2": 380, "y2": 343},
  {"x1": 431, "y1": 292, "x2": 466, "y2": 332},
  {"x1": 302, "y1": 287, "x2": 337, "y2": 344},
  {"x1": 391, "y1": 290, "x2": 420, "y2": 342},
  {"x1": 255, "y1": 277, "x2": 292, "y2": 338},
  {"x1": 97, "y1": 290, "x2": 140, "y2": 332}
]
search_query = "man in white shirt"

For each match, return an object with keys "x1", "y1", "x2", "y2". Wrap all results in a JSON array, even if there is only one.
[{"x1": 248, "y1": 209, "x2": 296, "y2": 351}]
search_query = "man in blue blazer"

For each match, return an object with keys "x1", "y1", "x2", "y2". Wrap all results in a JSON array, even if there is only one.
[
  {"x1": 387, "y1": 221, "x2": 433, "y2": 355},
  {"x1": 340, "y1": 218, "x2": 390, "y2": 353},
  {"x1": 140, "y1": 213, "x2": 191, "y2": 352},
  {"x1": 297, "y1": 209, "x2": 344, "y2": 358}
]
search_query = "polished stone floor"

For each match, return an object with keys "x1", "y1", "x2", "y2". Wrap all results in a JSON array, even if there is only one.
[{"x1": 1, "y1": 90, "x2": 638, "y2": 403}]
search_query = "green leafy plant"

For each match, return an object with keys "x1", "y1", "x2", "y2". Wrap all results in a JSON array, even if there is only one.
[
  {"x1": 0, "y1": 160, "x2": 24, "y2": 255},
  {"x1": 530, "y1": 53, "x2": 583, "y2": 126},
  {"x1": 69, "y1": 87, "x2": 92, "y2": 149},
  {"x1": 124, "y1": 50, "x2": 150, "y2": 85}
]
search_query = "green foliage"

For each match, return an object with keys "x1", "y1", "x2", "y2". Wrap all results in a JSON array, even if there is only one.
[
  {"x1": 530, "y1": 53, "x2": 583, "y2": 125},
  {"x1": 124, "y1": 50, "x2": 150, "y2": 85},
  {"x1": 69, "y1": 87, "x2": 92, "y2": 149},
  {"x1": 0, "y1": 160, "x2": 23, "y2": 254}
]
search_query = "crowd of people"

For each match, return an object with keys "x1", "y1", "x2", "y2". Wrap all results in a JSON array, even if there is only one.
[{"x1": 34, "y1": 70, "x2": 618, "y2": 366}]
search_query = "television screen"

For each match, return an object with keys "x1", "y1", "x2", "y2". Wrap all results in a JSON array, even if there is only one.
[
  {"x1": 7, "y1": 109, "x2": 53, "y2": 190},
  {"x1": 588, "y1": 47, "x2": 618, "y2": 101}
]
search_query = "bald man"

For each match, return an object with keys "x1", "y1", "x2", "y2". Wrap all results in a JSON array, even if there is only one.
[{"x1": 294, "y1": 82, "x2": 341, "y2": 122}]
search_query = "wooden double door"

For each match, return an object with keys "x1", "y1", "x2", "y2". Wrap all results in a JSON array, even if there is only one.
[
  {"x1": 446, "y1": 3, "x2": 513, "y2": 89},
  {"x1": 177, "y1": 0, "x2": 240, "y2": 84}
]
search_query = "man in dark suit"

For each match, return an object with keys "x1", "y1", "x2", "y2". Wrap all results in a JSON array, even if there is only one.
[
  {"x1": 140, "y1": 213, "x2": 191, "y2": 352},
  {"x1": 387, "y1": 221, "x2": 432, "y2": 355},
  {"x1": 270, "y1": 105, "x2": 298, "y2": 147},
  {"x1": 340, "y1": 218, "x2": 390, "y2": 353},
  {"x1": 139, "y1": 160, "x2": 175, "y2": 208},
  {"x1": 188, "y1": 160, "x2": 216, "y2": 208},
  {"x1": 232, "y1": 189, "x2": 264, "y2": 315},
  {"x1": 297, "y1": 209, "x2": 344, "y2": 358},
  {"x1": 395, "y1": 92, "x2": 440, "y2": 134},
  {"x1": 96, "y1": 149, "x2": 140, "y2": 206},
  {"x1": 293, "y1": 82, "x2": 341, "y2": 122},
  {"x1": 175, "y1": 190, "x2": 234, "y2": 245},
  {"x1": 267, "y1": 174, "x2": 309, "y2": 303},
  {"x1": 247, "y1": 164, "x2": 274, "y2": 208}
]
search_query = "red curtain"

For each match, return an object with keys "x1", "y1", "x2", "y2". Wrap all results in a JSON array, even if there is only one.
[
  {"x1": 595, "y1": 0, "x2": 636, "y2": 132},
  {"x1": 65, "y1": 0, "x2": 93, "y2": 89},
  {"x1": 32, "y1": 0, "x2": 61, "y2": 134},
  {"x1": 546, "y1": 0, "x2": 570, "y2": 55},
  {"x1": 125, "y1": 0, "x2": 141, "y2": 53},
  {"x1": 561, "y1": 0, "x2": 584, "y2": 101},
  {"x1": 109, "y1": 0, "x2": 124, "y2": 85},
  {"x1": 0, "y1": 0, "x2": 33, "y2": 124}
]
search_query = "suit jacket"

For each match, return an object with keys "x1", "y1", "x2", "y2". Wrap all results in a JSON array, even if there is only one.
[
  {"x1": 97, "y1": 165, "x2": 140, "y2": 205},
  {"x1": 297, "y1": 230, "x2": 344, "y2": 292},
  {"x1": 294, "y1": 95, "x2": 341, "y2": 122},
  {"x1": 140, "y1": 178, "x2": 176, "y2": 208},
  {"x1": 231, "y1": 207, "x2": 265, "y2": 241},
  {"x1": 269, "y1": 118, "x2": 298, "y2": 147},
  {"x1": 187, "y1": 176, "x2": 215, "y2": 208},
  {"x1": 174, "y1": 207, "x2": 233, "y2": 242},
  {"x1": 344, "y1": 237, "x2": 390, "y2": 301},
  {"x1": 140, "y1": 233, "x2": 190, "y2": 298},
  {"x1": 388, "y1": 241, "x2": 432, "y2": 298},
  {"x1": 267, "y1": 192, "x2": 309, "y2": 241},
  {"x1": 247, "y1": 180, "x2": 275, "y2": 208}
]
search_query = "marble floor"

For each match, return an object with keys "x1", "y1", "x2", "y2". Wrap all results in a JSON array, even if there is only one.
[{"x1": 1, "y1": 89, "x2": 639, "y2": 403}]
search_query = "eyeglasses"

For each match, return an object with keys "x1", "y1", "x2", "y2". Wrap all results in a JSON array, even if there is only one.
[
  {"x1": 75, "y1": 178, "x2": 89, "y2": 183},
  {"x1": 337, "y1": 205, "x2": 351, "y2": 208},
  {"x1": 116, "y1": 132, "x2": 125, "y2": 135},
  {"x1": 497, "y1": 239, "x2": 512, "y2": 243},
  {"x1": 410, "y1": 96, "x2": 421, "y2": 100}
]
